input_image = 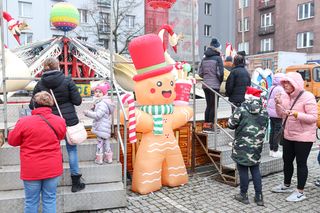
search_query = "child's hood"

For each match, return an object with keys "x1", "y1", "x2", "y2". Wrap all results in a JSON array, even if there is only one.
[
  {"x1": 243, "y1": 98, "x2": 263, "y2": 114},
  {"x1": 102, "y1": 97, "x2": 115, "y2": 113}
]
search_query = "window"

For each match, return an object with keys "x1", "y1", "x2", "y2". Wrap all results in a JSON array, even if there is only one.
[
  {"x1": 20, "y1": 32, "x2": 32, "y2": 45},
  {"x1": 204, "y1": 25, "x2": 211, "y2": 36},
  {"x1": 239, "y1": 17, "x2": 249, "y2": 32},
  {"x1": 79, "y1": 9, "x2": 88, "y2": 23},
  {"x1": 297, "y1": 32, "x2": 314, "y2": 48},
  {"x1": 260, "y1": 38, "x2": 273, "y2": 52},
  {"x1": 261, "y1": 13, "x2": 272, "y2": 27},
  {"x1": 238, "y1": 42, "x2": 249, "y2": 55},
  {"x1": 99, "y1": 12, "x2": 110, "y2": 33},
  {"x1": 204, "y1": 45, "x2": 207, "y2": 52},
  {"x1": 204, "y1": 3, "x2": 211, "y2": 15},
  {"x1": 298, "y1": 2, "x2": 314, "y2": 20},
  {"x1": 239, "y1": 0, "x2": 249, "y2": 8},
  {"x1": 99, "y1": 39, "x2": 109, "y2": 49},
  {"x1": 77, "y1": 36, "x2": 87, "y2": 41},
  {"x1": 126, "y1": 15, "x2": 135, "y2": 29},
  {"x1": 313, "y1": 67, "x2": 320, "y2": 82},
  {"x1": 18, "y1": 1, "x2": 32, "y2": 17}
]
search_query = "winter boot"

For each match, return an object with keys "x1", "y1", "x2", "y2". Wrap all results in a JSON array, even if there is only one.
[
  {"x1": 71, "y1": 174, "x2": 85, "y2": 193},
  {"x1": 104, "y1": 151, "x2": 113, "y2": 164},
  {"x1": 254, "y1": 193, "x2": 264, "y2": 206},
  {"x1": 234, "y1": 193, "x2": 249, "y2": 204},
  {"x1": 95, "y1": 153, "x2": 103, "y2": 165}
]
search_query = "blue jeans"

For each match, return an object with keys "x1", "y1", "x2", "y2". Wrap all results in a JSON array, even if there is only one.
[
  {"x1": 237, "y1": 164, "x2": 262, "y2": 195},
  {"x1": 65, "y1": 140, "x2": 79, "y2": 175},
  {"x1": 23, "y1": 176, "x2": 60, "y2": 213}
]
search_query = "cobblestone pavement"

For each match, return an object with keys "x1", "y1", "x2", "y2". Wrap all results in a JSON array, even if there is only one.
[{"x1": 95, "y1": 149, "x2": 320, "y2": 213}]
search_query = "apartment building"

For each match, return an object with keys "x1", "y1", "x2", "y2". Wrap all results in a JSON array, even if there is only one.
[
  {"x1": 3, "y1": 0, "x2": 144, "y2": 52},
  {"x1": 198, "y1": 0, "x2": 235, "y2": 59},
  {"x1": 236, "y1": 0, "x2": 320, "y2": 56}
]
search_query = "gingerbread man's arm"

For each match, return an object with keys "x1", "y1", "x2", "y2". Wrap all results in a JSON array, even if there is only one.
[
  {"x1": 119, "y1": 108, "x2": 153, "y2": 133},
  {"x1": 172, "y1": 106, "x2": 193, "y2": 130}
]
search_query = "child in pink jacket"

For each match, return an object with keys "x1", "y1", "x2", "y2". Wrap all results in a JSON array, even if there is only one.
[{"x1": 271, "y1": 72, "x2": 317, "y2": 202}]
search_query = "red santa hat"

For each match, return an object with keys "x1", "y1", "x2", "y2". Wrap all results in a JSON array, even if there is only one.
[
  {"x1": 245, "y1": 87, "x2": 262, "y2": 100},
  {"x1": 93, "y1": 82, "x2": 111, "y2": 95}
]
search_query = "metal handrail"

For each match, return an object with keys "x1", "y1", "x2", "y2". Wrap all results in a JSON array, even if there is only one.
[
  {"x1": 201, "y1": 82, "x2": 236, "y2": 107},
  {"x1": 200, "y1": 81, "x2": 236, "y2": 148}
]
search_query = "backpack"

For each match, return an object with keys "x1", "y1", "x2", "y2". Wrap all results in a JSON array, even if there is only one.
[{"x1": 199, "y1": 58, "x2": 223, "y2": 83}]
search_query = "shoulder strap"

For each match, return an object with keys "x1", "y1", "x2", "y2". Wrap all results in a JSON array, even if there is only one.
[
  {"x1": 49, "y1": 89, "x2": 63, "y2": 118},
  {"x1": 282, "y1": 91, "x2": 304, "y2": 127},
  {"x1": 38, "y1": 114, "x2": 59, "y2": 139}
]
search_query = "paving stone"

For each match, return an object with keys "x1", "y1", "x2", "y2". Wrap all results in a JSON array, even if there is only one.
[{"x1": 91, "y1": 150, "x2": 320, "y2": 212}]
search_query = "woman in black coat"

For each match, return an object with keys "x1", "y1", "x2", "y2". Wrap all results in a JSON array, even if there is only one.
[
  {"x1": 226, "y1": 53, "x2": 251, "y2": 111},
  {"x1": 30, "y1": 57, "x2": 85, "y2": 193}
]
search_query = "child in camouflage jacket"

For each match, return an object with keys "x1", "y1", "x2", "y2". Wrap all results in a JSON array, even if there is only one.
[{"x1": 228, "y1": 87, "x2": 268, "y2": 206}]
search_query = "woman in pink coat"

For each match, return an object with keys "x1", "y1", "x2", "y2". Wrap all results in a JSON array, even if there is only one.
[{"x1": 271, "y1": 72, "x2": 317, "y2": 202}]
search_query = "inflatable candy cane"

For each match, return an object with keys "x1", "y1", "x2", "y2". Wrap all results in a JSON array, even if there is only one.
[{"x1": 120, "y1": 93, "x2": 137, "y2": 143}]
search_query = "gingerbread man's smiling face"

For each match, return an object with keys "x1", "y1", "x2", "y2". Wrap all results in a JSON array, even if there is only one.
[{"x1": 135, "y1": 72, "x2": 176, "y2": 105}]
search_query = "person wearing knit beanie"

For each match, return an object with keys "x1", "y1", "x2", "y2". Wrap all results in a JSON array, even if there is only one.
[
  {"x1": 93, "y1": 82, "x2": 111, "y2": 96},
  {"x1": 210, "y1": 38, "x2": 221, "y2": 49}
]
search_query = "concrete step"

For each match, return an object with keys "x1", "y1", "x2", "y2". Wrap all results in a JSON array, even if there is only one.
[
  {"x1": 212, "y1": 142, "x2": 273, "y2": 166},
  {"x1": 0, "y1": 139, "x2": 119, "y2": 166},
  {"x1": 0, "y1": 182, "x2": 126, "y2": 213},
  {"x1": 0, "y1": 161, "x2": 122, "y2": 191}
]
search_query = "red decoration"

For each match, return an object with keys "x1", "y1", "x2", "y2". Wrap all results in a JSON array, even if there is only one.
[{"x1": 146, "y1": 0, "x2": 176, "y2": 9}]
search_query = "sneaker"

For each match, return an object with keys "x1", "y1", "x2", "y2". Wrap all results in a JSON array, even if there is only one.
[
  {"x1": 271, "y1": 184, "x2": 294, "y2": 193},
  {"x1": 272, "y1": 150, "x2": 283, "y2": 158},
  {"x1": 234, "y1": 193, "x2": 249, "y2": 204},
  {"x1": 286, "y1": 190, "x2": 306, "y2": 202},
  {"x1": 315, "y1": 179, "x2": 320, "y2": 187},
  {"x1": 254, "y1": 194, "x2": 264, "y2": 206},
  {"x1": 228, "y1": 142, "x2": 233, "y2": 147}
]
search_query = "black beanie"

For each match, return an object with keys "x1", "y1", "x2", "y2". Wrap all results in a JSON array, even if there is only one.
[{"x1": 210, "y1": 38, "x2": 221, "y2": 48}]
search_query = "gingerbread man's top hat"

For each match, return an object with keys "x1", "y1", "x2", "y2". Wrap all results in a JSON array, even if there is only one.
[{"x1": 129, "y1": 34, "x2": 173, "y2": 81}]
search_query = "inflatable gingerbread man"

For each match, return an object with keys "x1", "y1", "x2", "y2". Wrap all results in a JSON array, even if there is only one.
[{"x1": 122, "y1": 34, "x2": 193, "y2": 194}]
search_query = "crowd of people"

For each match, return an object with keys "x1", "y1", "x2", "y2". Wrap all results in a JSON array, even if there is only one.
[
  {"x1": 199, "y1": 38, "x2": 319, "y2": 206},
  {"x1": 8, "y1": 57, "x2": 114, "y2": 213},
  {"x1": 4, "y1": 38, "x2": 320, "y2": 211}
]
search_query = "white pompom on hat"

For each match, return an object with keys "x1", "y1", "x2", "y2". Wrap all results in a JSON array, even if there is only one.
[{"x1": 245, "y1": 86, "x2": 262, "y2": 100}]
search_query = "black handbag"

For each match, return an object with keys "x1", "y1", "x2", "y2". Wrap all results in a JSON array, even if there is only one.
[{"x1": 275, "y1": 91, "x2": 304, "y2": 145}]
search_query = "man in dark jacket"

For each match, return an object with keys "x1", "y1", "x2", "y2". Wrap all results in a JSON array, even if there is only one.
[
  {"x1": 30, "y1": 57, "x2": 85, "y2": 193},
  {"x1": 198, "y1": 38, "x2": 224, "y2": 131},
  {"x1": 226, "y1": 52, "x2": 251, "y2": 112}
]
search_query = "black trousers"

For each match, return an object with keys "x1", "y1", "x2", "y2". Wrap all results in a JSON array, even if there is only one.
[
  {"x1": 203, "y1": 88, "x2": 219, "y2": 123},
  {"x1": 269, "y1": 117, "x2": 282, "y2": 152},
  {"x1": 283, "y1": 139, "x2": 313, "y2": 190},
  {"x1": 237, "y1": 164, "x2": 262, "y2": 195}
]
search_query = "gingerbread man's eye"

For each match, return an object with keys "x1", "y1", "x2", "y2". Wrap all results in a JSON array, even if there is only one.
[
  {"x1": 170, "y1": 81, "x2": 174, "y2": 86},
  {"x1": 156, "y1": 81, "x2": 162, "y2": 87}
]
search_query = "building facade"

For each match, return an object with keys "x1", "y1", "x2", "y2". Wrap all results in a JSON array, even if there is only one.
[
  {"x1": 3, "y1": 0, "x2": 144, "y2": 52},
  {"x1": 236, "y1": 0, "x2": 320, "y2": 56},
  {"x1": 198, "y1": 0, "x2": 235, "y2": 59}
]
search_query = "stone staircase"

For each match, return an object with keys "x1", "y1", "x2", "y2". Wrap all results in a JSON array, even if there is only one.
[
  {"x1": 0, "y1": 139, "x2": 127, "y2": 212},
  {"x1": 196, "y1": 128, "x2": 283, "y2": 185}
]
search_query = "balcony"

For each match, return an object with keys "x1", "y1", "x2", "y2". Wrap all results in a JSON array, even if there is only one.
[
  {"x1": 258, "y1": 0, "x2": 275, "y2": 10},
  {"x1": 97, "y1": 0, "x2": 111, "y2": 8},
  {"x1": 258, "y1": 25, "x2": 275, "y2": 36}
]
